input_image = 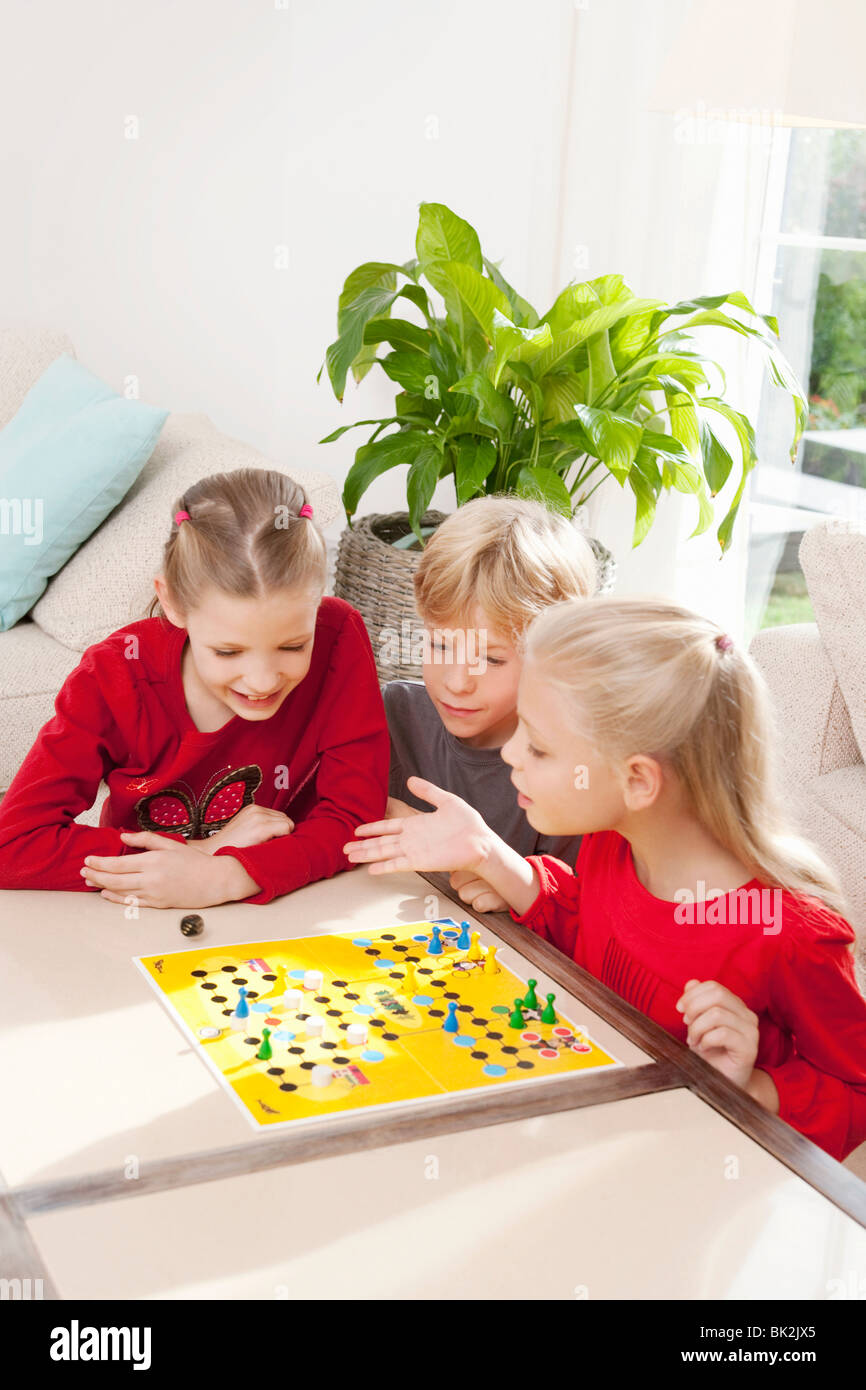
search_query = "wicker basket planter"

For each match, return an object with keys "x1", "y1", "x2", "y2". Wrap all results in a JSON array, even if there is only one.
[{"x1": 334, "y1": 511, "x2": 617, "y2": 684}]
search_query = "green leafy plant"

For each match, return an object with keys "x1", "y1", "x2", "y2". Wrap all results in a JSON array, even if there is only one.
[
  {"x1": 320, "y1": 202, "x2": 806, "y2": 550},
  {"x1": 810, "y1": 269, "x2": 866, "y2": 422}
]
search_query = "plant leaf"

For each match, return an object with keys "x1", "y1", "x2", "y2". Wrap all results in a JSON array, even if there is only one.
[
  {"x1": 407, "y1": 442, "x2": 445, "y2": 541},
  {"x1": 320, "y1": 414, "x2": 417, "y2": 445},
  {"x1": 687, "y1": 474, "x2": 716, "y2": 539},
  {"x1": 416, "y1": 204, "x2": 484, "y2": 348},
  {"x1": 586, "y1": 273, "x2": 635, "y2": 305},
  {"x1": 542, "y1": 282, "x2": 600, "y2": 336},
  {"x1": 363, "y1": 318, "x2": 430, "y2": 353},
  {"x1": 396, "y1": 283, "x2": 433, "y2": 317},
  {"x1": 416, "y1": 202, "x2": 483, "y2": 275},
  {"x1": 436, "y1": 262, "x2": 511, "y2": 339},
  {"x1": 542, "y1": 371, "x2": 589, "y2": 422},
  {"x1": 454, "y1": 438, "x2": 498, "y2": 504},
  {"x1": 572, "y1": 404, "x2": 643, "y2": 479},
  {"x1": 394, "y1": 391, "x2": 439, "y2": 422},
  {"x1": 326, "y1": 282, "x2": 403, "y2": 400},
  {"x1": 665, "y1": 308, "x2": 756, "y2": 339},
  {"x1": 628, "y1": 468, "x2": 658, "y2": 546},
  {"x1": 699, "y1": 417, "x2": 734, "y2": 495},
  {"x1": 483, "y1": 257, "x2": 539, "y2": 327},
  {"x1": 701, "y1": 398, "x2": 758, "y2": 552},
  {"x1": 637, "y1": 429, "x2": 694, "y2": 467},
  {"x1": 534, "y1": 300, "x2": 663, "y2": 377},
  {"x1": 337, "y1": 263, "x2": 399, "y2": 321},
  {"x1": 759, "y1": 341, "x2": 808, "y2": 460},
  {"x1": 442, "y1": 414, "x2": 496, "y2": 442},
  {"x1": 451, "y1": 371, "x2": 514, "y2": 435},
  {"x1": 546, "y1": 418, "x2": 593, "y2": 453},
  {"x1": 514, "y1": 466, "x2": 573, "y2": 517},
  {"x1": 663, "y1": 387, "x2": 702, "y2": 460},
  {"x1": 379, "y1": 351, "x2": 435, "y2": 395},
  {"x1": 343, "y1": 431, "x2": 426, "y2": 519},
  {"x1": 490, "y1": 309, "x2": 553, "y2": 385}
]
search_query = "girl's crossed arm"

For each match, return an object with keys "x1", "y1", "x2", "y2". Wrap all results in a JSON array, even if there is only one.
[{"x1": 0, "y1": 652, "x2": 247, "y2": 905}]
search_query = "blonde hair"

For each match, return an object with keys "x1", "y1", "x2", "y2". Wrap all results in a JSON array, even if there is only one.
[
  {"x1": 414, "y1": 495, "x2": 597, "y2": 640},
  {"x1": 148, "y1": 469, "x2": 327, "y2": 618},
  {"x1": 525, "y1": 595, "x2": 848, "y2": 915}
]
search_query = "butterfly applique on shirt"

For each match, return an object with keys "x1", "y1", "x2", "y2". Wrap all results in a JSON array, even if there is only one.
[{"x1": 135, "y1": 765, "x2": 263, "y2": 840}]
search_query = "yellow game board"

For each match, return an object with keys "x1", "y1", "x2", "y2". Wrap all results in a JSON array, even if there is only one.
[{"x1": 136, "y1": 920, "x2": 622, "y2": 1129}]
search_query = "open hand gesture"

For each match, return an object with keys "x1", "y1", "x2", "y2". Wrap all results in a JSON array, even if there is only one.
[{"x1": 344, "y1": 776, "x2": 492, "y2": 876}]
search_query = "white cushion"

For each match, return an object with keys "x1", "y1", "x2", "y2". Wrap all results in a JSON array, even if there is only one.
[
  {"x1": 800, "y1": 522, "x2": 866, "y2": 761},
  {"x1": 812, "y1": 764, "x2": 866, "y2": 840},
  {"x1": 0, "y1": 621, "x2": 81, "y2": 793},
  {"x1": 32, "y1": 413, "x2": 343, "y2": 653},
  {"x1": 0, "y1": 325, "x2": 76, "y2": 428}
]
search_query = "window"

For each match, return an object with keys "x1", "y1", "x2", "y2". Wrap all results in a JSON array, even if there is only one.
[{"x1": 747, "y1": 127, "x2": 866, "y2": 634}]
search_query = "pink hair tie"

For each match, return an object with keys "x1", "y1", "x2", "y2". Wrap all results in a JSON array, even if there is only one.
[
  {"x1": 715, "y1": 633, "x2": 734, "y2": 652},
  {"x1": 174, "y1": 510, "x2": 191, "y2": 526},
  {"x1": 299, "y1": 503, "x2": 314, "y2": 519}
]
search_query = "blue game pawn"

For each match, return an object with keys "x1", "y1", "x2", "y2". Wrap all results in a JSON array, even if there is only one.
[
  {"x1": 428, "y1": 925, "x2": 444, "y2": 955},
  {"x1": 443, "y1": 1000, "x2": 459, "y2": 1034},
  {"x1": 234, "y1": 986, "x2": 250, "y2": 1020},
  {"x1": 456, "y1": 920, "x2": 472, "y2": 950}
]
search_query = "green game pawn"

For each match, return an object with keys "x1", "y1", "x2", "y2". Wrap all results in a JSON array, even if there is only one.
[
  {"x1": 523, "y1": 978, "x2": 539, "y2": 1011},
  {"x1": 508, "y1": 998, "x2": 526, "y2": 1030},
  {"x1": 256, "y1": 1027, "x2": 273, "y2": 1061},
  {"x1": 540, "y1": 993, "x2": 557, "y2": 1025}
]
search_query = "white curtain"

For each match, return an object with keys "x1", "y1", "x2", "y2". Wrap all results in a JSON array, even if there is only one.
[{"x1": 553, "y1": 0, "x2": 777, "y2": 639}]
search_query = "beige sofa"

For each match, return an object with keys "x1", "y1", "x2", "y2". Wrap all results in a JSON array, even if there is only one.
[
  {"x1": 750, "y1": 521, "x2": 865, "y2": 975},
  {"x1": 750, "y1": 521, "x2": 866, "y2": 1178},
  {"x1": 0, "y1": 325, "x2": 342, "y2": 799}
]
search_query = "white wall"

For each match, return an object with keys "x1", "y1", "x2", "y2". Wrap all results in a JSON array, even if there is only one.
[
  {"x1": 1, "y1": 0, "x2": 782, "y2": 633},
  {"x1": 0, "y1": 0, "x2": 571, "y2": 515}
]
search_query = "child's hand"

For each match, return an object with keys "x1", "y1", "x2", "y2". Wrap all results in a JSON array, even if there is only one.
[
  {"x1": 449, "y1": 869, "x2": 509, "y2": 914},
  {"x1": 343, "y1": 776, "x2": 493, "y2": 876},
  {"x1": 187, "y1": 805, "x2": 295, "y2": 854},
  {"x1": 82, "y1": 833, "x2": 249, "y2": 909},
  {"x1": 677, "y1": 978, "x2": 760, "y2": 1090}
]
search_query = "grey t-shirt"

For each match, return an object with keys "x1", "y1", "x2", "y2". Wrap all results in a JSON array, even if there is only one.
[{"x1": 384, "y1": 680, "x2": 582, "y2": 866}]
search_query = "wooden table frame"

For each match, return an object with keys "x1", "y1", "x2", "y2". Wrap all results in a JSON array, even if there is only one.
[
  {"x1": 1, "y1": 869, "x2": 864, "y2": 1302},
  {"x1": 416, "y1": 874, "x2": 866, "y2": 1228}
]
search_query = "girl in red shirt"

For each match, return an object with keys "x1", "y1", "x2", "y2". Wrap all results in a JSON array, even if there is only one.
[
  {"x1": 345, "y1": 595, "x2": 866, "y2": 1160},
  {"x1": 0, "y1": 468, "x2": 388, "y2": 907}
]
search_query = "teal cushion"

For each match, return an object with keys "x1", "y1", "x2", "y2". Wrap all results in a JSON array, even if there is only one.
[{"x1": 0, "y1": 354, "x2": 168, "y2": 630}]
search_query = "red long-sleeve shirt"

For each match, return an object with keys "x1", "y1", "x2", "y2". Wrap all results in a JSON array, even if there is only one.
[
  {"x1": 0, "y1": 598, "x2": 388, "y2": 904},
  {"x1": 512, "y1": 831, "x2": 866, "y2": 1161}
]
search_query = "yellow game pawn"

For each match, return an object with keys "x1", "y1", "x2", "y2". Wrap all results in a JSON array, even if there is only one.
[
  {"x1": 468, "y1": 931, "x2": 483, "y2": 962},
  {"x1": 403, "y1": 962, "x2": 419, "y2": 999},
  {"x1": 483, "y1": 944, "x2": 500, "y2": 975}
]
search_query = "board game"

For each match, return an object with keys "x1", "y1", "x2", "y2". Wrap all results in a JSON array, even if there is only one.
[{"x1": 136, "y1": 920, "x2": 623, "y2": 1129}]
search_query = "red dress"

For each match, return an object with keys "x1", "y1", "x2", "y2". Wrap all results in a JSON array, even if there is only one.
[
  {"x1": 512, "y1": 830, "x2": 866, "y2": 1160},
  {"x1": 0, "y1": 597, "x2": 389, "y2": 904}
]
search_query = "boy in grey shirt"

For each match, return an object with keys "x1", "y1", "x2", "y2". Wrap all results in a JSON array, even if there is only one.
[
  {"x1": 383, "y1": 496, "x2": 596, "y2": 912},
  {"x1": 386, "y1": 679, "x2": 583, "y2": 864}
]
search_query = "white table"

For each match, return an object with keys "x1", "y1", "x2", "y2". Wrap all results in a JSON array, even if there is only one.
[{"x1": 1, "y1": 866, "x2": 864, "y2": 1300}]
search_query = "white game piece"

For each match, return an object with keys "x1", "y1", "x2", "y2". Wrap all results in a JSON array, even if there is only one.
[
  {"x1": 303, "y1": 969, "x2": 324, "y2": 991},
  {"x1": 283, "y1": 988, "x2": 302, "y2": 1009},
  {"x1": 311, "y1": 1064, "x2": 333, "y2": 1088},
  {"x1": 347, "y1": 1023, "x2": 368, "y2": 1046},
  {"x1": 228, "y1": 1014, "x2": 247, "y2": 1031},
  {"x1": 305, "y1": 1015, "x2": 325, "y2": 1037},
  {"x1": 198, "y1": 1026, "x2": 221, "y2": 1040}
]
